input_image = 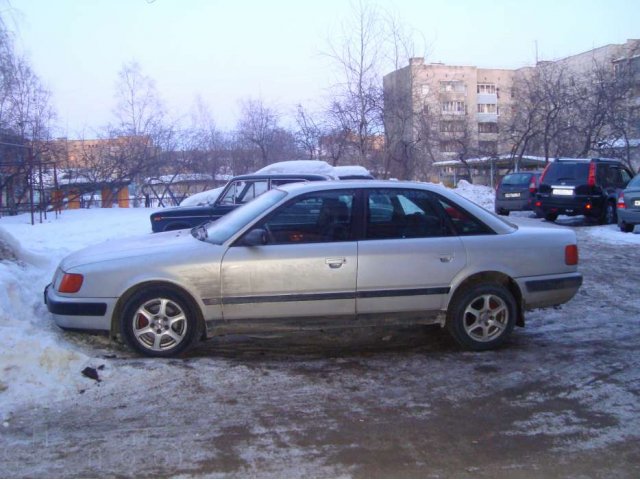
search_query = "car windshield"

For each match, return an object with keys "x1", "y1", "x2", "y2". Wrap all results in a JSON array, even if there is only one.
[
  {"x1": 501, "y1": 173, "x2": 532, "y2": 186},
  {"x1": 202, "y1": 189, "x2": 287, "y2": 244}
]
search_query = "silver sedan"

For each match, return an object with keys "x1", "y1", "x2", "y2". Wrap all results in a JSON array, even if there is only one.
[{"x1": 45, "y1": 181, "x2": 582, "y2": 357}]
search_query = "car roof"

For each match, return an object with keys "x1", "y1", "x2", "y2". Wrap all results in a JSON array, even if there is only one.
[
  {"x1": 230, "y1": 173, "x2": 333, "y2": 181},
  {"x1": 274, "y1": 179, "x2": 448, "y2": 194},
  {"x1": 554, "y1": 157, "x2": 622, "y2": 164}
]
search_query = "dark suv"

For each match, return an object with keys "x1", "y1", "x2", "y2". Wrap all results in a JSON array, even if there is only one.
[
  {"x1": 150, "y1": 173, "x2": 330, "y2": 232},
  {"x1": 495, "y1": 171, "x2": 542, "y2": 216},
  {"x1": 536, "y1": 158, "x2": 633, "y2": 223}
]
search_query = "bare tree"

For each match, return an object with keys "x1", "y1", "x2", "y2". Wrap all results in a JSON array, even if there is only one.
[
  {"x1": 325, "y1": 1, "x2": 385, "y2": 164},
  {"x1": 236, "y1": 97, "x2": 280, "y2": 167},
  {"x1": 294, "y1": 104, "x2": 322, "y2": 159}
]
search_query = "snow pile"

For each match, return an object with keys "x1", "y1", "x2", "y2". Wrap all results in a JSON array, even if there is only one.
[
  {"x1": 0, "y1": 209, "x2": 154, "y2": 416},
  {"x1": 255, "y1": 160, "x2": 337, "y2": 178},
  {"x1": 333, "y1": 165, "x2": 373, "y2": 179},
  {"x1": 451, "y1": 179, "x2": 496, "y2": 210}
]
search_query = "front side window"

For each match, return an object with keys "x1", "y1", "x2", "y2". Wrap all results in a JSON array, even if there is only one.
[
  {"x1": 219, "y1": 179, "x2": 269, "y2": 205},
  {"x1": 205, "y1": 189, "x2": 287, "y2": 244},
  {"x1": 365, "y1": 189, "x2": 449, "y2": 240},
  {"x1": 258, "y1": 190, "x2": 356, "y2": 244}
]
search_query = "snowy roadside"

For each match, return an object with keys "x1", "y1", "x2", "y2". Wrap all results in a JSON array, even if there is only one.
[
  {"x1": 1, "y1": 182, "x2": 638, "y2": 422},
  {"x1": 0, "y1": 209, "x2": 154, "y2": 419}
]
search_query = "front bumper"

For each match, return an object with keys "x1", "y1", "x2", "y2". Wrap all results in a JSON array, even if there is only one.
[
  {"x1": 44, "y1": 284, "x2": 114, "y2": 331},
  {"x1": 517, "y1": 272, "x2": 583, "y2": 310}
]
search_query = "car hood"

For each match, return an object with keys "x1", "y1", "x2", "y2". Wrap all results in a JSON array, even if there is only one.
[{"x1": 60, "y1": 229, "x2": 201, "y2": 270}]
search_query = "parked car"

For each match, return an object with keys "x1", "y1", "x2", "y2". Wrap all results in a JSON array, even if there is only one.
[
  {"x1": 536, "y1": 158, "x2": 634, "y2": 223},
  {"x1": 495, "y1": 171, "x2": 542, "y2": 216},
  {"x1": 616, "y1": 172, "x2": 640, "y2": 232},
  {"x1": 46, "y1": 180, "x2": 582, "y2": 357},
  {"x1": 149, "y1": 173, "x2": 331, "y2": 232}
]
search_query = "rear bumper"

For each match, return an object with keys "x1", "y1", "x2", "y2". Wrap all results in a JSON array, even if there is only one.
[
  {"x1": 495, "y1": 196, "x2": 536, "y2": 212},
  {"x1": 618, "y1": 209, "x2": 640, "y2": 226},
  {"x1": 45, "y1": 284, "x2": 114, "y2": 331},
  {"x1": 537, "y1": 195, "x2": 604, "y2": 217},
  {"x1": 517, "y1": 272, "x2": 583, "y2": 310}
]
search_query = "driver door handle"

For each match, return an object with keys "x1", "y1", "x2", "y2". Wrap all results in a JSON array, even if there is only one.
[{"x1": 325, "y1": 257, "x2": 347, "y2": 269}]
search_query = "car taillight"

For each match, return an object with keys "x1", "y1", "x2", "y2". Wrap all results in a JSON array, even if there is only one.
[
  {"x1": 529, "y1": 178, "x2": 537, "y2": 193},
  {"x1": 587, "y1": 162, "x2": 596, "y2": 187},
  {"x1": 565, "y1": 245, "x2": 579, "y2": 266},
  {"x1": 617, "y1": 193, "x2": 626, "y2": 209},
  {"x1": 539, "y1": 163, "x2": 551, "y2": 184},
  {"x1": 58, "y1": 273, "x2": 84, "y2": 293}
]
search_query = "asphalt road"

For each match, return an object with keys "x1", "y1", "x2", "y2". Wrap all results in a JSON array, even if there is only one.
[{"x1": 1, "y1": 220, "x2": 639, "y2": 477}]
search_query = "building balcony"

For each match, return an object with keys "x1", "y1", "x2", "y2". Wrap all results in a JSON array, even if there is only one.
[{"x1": 477, "y1": 113, "x2": 498, "y2": 122}]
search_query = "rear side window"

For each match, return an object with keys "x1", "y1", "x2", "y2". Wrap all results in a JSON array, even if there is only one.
[
  {"x1": 365, "y1": 189, "x2": 449, "y2": 240},
  {"x1": 543, "y1": 163, "x2": 590, "y2": 184},
  {"x1": 436, "y1": 197, "x2": 494, "y2": 236}
]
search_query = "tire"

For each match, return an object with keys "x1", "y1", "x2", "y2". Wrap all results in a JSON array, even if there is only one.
[
  {"x1": 620, "y1": 222, "x2": 635, "y2": 233},
  {"x1": 120, "y1": 287, "x2": 202, "y2": 357},
  {"x1": 599, "y1": 202, "x2": 616, "y2": 225},
  {"x1": 446, "y1": 284, "x2": 517, "y2": 351},
  {"x1": 544, "y1": 212, "x2": 558, "y2": 222}
]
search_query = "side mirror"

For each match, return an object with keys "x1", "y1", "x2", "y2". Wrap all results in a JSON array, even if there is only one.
[{"x1": 239, "y1": 228, "x2": 268, "y2": 247}]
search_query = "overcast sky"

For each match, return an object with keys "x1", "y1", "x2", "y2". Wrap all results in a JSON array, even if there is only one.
[{"x1": 9, "y1": 0, "x2": 640, "y2": 138}]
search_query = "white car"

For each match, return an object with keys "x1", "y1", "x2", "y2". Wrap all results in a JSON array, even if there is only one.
[{"x1": 46, "y1": 181, "x2": 582, "y2": 357}]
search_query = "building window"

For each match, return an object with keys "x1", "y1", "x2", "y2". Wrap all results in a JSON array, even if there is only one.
[
  {"x1": 478, "y1": 141, "x2": 498, "y2": 154},
  {"x1": 440, "y1": 81, "x2": 466, "y2": 93},
  {"x1": 477, "y1": 104, "x2": 498, "y2": 114},
  {"x1": 442, "y1": 101, "x2": 466, "y2": 115},
  {"x1": 478, "y1": 122, "x2": 498, "y2": 133},
  {"x1": 440, "y1": 121, "x2": 466, "y2": 133},
  {"x1": 421, "y1": 84, "x2": 430, "y2": 97},
  {"x1": 439, "y1": 140, "x2": 459, "y2": 153},
  {"x1": 477, "y1": 83, "x2": 496, "y2": 94}
]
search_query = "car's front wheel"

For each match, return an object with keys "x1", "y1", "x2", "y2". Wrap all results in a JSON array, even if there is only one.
[
  {"x1": 120, "y1": 287, "x2": 202, "y2": 357},
  {"x1": 446, "y1": 284, "x2": 516, "y2": 351}
]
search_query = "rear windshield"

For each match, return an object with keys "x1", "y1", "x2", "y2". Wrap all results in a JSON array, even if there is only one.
[
  {"x1": 542, "y1": 163, "x2": 590, "y2": 184},
  {"x1": 501, "y1": 173, "x2": 533, "y2": 186}
]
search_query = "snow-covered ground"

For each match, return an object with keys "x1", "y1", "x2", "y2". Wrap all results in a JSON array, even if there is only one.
[{"x1": 1, "y1": 181, "x2": 639, "y2": 476}]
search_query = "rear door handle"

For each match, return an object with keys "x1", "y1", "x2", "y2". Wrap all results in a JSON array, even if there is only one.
[
  {"x1": 325, "y1": 257, "x2": 347, "y2": 269},
  {"x1": 439, "y1": 255, "x2": 453, "y2": 263}
]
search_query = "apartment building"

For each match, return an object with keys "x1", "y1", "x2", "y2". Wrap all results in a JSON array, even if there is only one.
[{"x1": 383, "y1": 39, "x2": 640, "y2": 183}]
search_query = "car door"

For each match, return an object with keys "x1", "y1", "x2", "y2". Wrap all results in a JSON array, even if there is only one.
[
  {"x1": 220, "y1": 189, "x2": 358, "y2": 323},
  {"x1": 357, "y1": 188, "x2": 466, "y2": 314}
]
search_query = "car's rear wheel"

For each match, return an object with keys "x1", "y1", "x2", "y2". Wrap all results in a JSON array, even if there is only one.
[
  {"x1": 544, "y1": 212, "x2": 558, "y2": 222},
  {"x1": 599, "y1": 201, "x2": 616, "y2": 225},
  {"x1": 447, "y1": 284, "x2": 516, "y2": 351},
  {"x1": 120, "y1": 287, "x2": 202, "y2": 357},
  {"x1": 620, "y1": 222, "x2": 635, "y2": 233}
]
